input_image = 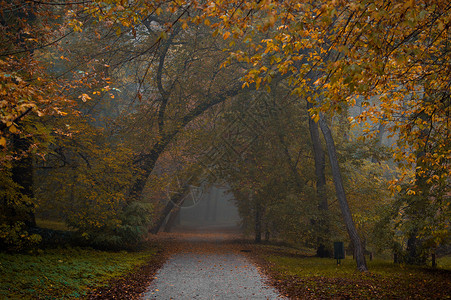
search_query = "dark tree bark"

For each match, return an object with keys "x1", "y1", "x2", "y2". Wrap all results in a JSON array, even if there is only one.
[
  {"x1": 307, "y1": 102, "x2": 330, "y2": 257},
  {"x1": 406, "y1": 230, "x2": 421, "y2": 264},
  {"x1": 307, "y1": 103, "x2": 328, "y2": 211},
  {"x1": 318, "y1": 114, "x2": 368, "y2": 271},
  {"x1": 163, "y1": 207, "x2": 180, "y2": 232},
  {"x1": 10, "y1": 134, "x2": 36, "y2": 228},
  {"x1": 405, "y1": 110, "x2": 429, "y2": 265},
  {"x1": 149, "y1": 185, "x2": 189, "y2": 234},
  {"x1": 254, "y1": 198, "x2": 262, "y2": 243},
  {"x1": 264, "y1": 223, "x2": 270, "y2": 241}
]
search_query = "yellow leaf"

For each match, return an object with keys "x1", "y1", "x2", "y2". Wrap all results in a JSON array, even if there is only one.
[
  {"x1": 0, "y1": 136, "x2": 6, "y2": 147},
  {"x1": 79, "y1": 93, "x2": 92, "y2": 102},
  {"x1": 313, "y1": 114, "x2": 320, "y2": 123},
  {"x1": 223, "y1": 31, "x2": 230, "y2": 40},
  {"x1": 182, "y1": 22, "x2": 188, "y2": 30},
  {"x1": 9, "y1": 124, "x2": 17, "y2": 133}
]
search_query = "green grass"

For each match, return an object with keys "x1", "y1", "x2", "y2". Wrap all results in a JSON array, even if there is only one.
[
  {"x1": 0, "y1": 247, "x2": 158, "y2": 299},
  {"x1": 254, "y1": 244, "x2": 451, "y2": 299},
  {"x1": 437, "y1": 255, "x2": 451, "y2": 270},
  {"x1": 266, "y1": 254, "x2": 451, "y2": 276},
  {"x1": 267, "y1": 255, "x2": 365, "y2": 277}
]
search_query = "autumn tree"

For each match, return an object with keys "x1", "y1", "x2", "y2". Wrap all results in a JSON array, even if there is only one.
[
  {"x1": 177, "y1": 0, "x2": 450, "y2": 268},
  {"x1": 0, "y1": 0, "x2": 84, "y2": 249},
  {"x1": 72, "y1": 1, "x2": 370, "y2": 267},
  {"x1": 4, "y1": 0, "x2": 447, "y2": 259},
  {"x1": 0, "y1": 0, "x2": 149, "y2": 249}
]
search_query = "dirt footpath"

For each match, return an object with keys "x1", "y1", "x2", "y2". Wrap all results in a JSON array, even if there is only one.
[{"x1": 141, "y1": 230, "x2": 285, "y2": 299}]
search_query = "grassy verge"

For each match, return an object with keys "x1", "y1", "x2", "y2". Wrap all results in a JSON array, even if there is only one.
[
  {"x1": 0, "y1": 246, "x2": 160, "y2": 299},
  {"x1": 249, "y1": 244, "x2": 451, "y2": 299}
]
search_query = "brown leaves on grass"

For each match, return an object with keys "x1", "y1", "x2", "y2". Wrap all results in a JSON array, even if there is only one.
[
  {"x1": 247, "y1": 245, "x2": 451, "y2": 299},
  {"x1": 86, "y1": 246, "x2": 168, "y2": 300},
  {"x1": 268, "y1": 272, "x2": 451, "y2": 299}
]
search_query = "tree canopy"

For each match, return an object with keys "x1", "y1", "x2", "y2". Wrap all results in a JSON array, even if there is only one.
[{"x1": 0, "y1": 0, "x2": 449, "y2": 271}]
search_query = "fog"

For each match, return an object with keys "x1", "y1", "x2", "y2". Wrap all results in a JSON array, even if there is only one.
[{"x1": 171, "y1": 185, "x2": 241, "y2": 231}]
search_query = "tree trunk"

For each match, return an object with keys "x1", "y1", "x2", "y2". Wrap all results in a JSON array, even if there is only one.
[
  {"x1": 163, "y1": 207, "x2": 180, "y2": 232},
  {"x1": 307, "y1": 103, "x2": 328, "y2": 211},
  {"x1": 405, "y1": 110, "x2": 428, "y2": 265},
  {"x1": 406, "y1": 233, "x2": 418, "y2": 264},
  {"x1": 251, "y1": 192, "x2": 262, "y2": 243},
  {"x1": 406, "y1": 228, "x2": 426, "y2": 265},
  {"x1": 11, "y1": 134, "x2": 36, "y2": 228},
  {"x1": 264, "y1": 223, "x2": 270, "y2": 241},
  {"x1": 254, "y1": 204, "x2": 262, "y2": 243},
  {"x1": 149, "y1": 185, "x2": 189, "y2": 234},
  {"x1": 307, "y1": 102, "x2": 330, "y2": 256},
  {"x1": 318, "y1": 114, "x2": 368, "y2": 271}
]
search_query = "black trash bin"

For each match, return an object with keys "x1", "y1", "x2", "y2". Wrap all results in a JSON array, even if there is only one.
[{"x1": 334, "y1": 241, "x2": 345, "y2": 265}]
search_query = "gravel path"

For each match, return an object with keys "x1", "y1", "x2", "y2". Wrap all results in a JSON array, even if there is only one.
[{"x1": 142, "y1": 231, "x2": 285, "y2": 299}]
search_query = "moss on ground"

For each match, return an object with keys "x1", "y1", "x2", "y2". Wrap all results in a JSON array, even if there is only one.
[{"x1": 0, "y1": 247, "x2": 158, "y2": 299}]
